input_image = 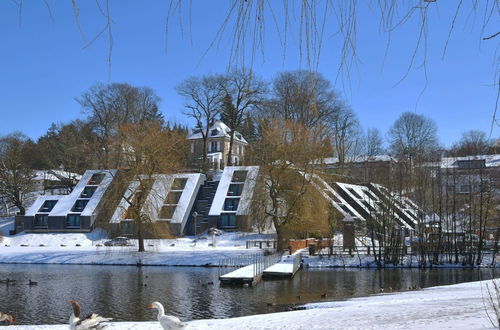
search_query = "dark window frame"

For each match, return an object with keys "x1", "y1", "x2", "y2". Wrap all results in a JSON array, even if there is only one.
[
  {"x1": 220, "y1": 213, "x2": 237, "y2": 228},
  {"x1": 87, "y1": 173, "x2": 105, "y2": 185},
  {"x1": 223, "y1": 198, "x2": 240, "y2": 211},
  {"x1": 38, "y1": 200, "x2": 58, "y2": 213},
  {"x1": 66, "y1": 214, "x2": 80, "y2": 227}
]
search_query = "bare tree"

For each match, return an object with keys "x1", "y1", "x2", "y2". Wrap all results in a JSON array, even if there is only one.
[
  {"x1": 0, "y1": 133, "x2": 35, "y2": 215},
  {"x1": 77, "y1": 82, "x2": 164, "y2": 168},
  {"x1": 450, "y1": 130, "x2": 493, "y2": 156},
  {"x1": 365, "y1": 128, "x2": 385, "y2": 157},
  {"x1": 176, "y1": 75, "x2": 225, "y2": 172},
  {"x1": 388, "y1": 112, "x2": 439, "y2": 165},
  {"x1": 265, "y1": 70, "x2": 342, "y2": 128},
  {"x1": 330, "y1": 106, "x2": 363, "y2": 166},
  {"x1": 220, "y1": 68, "x2": 266, "y2": 166}
]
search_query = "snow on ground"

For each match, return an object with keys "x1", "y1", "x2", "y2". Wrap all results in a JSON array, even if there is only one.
[
  {"x1": 0, "y1": 217, "x2": 497, "y2": 268},
  {"x1": 9, "y1": 280, "x2": 499, "y2": 329},
  {"x1": 0, "y1": 221, "x2": 273, "y2": 266}
]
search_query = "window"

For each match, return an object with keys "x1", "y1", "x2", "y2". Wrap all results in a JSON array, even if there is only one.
[
  {"x1": 165, "y1": 191, "x2": 182, "y2": 204},
  {"x1": 210, "y1": 141, "x2": 219, "y2": 152},
  {"x1": 88, "y1": 173, "x2": 105, "y2": 185},
  {"x1": 80, "y1": 186, "x2": 97, "y2": 199},
  {"x1": 220, "y1": 213, "x2": 237, "y2": 227},
  {"x1": 211, "y1": 129, "x2": 219, "y2": 136},
  {"x1": 364, "y1": 191, "x2": 376, "y2": 200},
  {"x1": 122, "y1": 221, "x2": 132, "y2": 234},
  {"x1": 236, "y1": 134, "x2": 242, "y2": 140},
  {"x1": 159, "y1": 205, "x2": 176, "y2": 219},
  {"x1": 232, "y1": 170, "x2": 248, "y2": 182},
  {"x1": 72, "y1": 199, "x2": 88, "y2": 212},
  {"x1": 34, "y1": 214, "x2": 48, "y2": 227},
  {"x1": 38, "y1": 200, "x2": 58, "y2": 213},
  {"x1": 362, "y1": 201, "x2": 376, "y2": 213},
  {"x1": 457, "y1": 160, "x2": 485, "y2": 169},
  {"x1": 228, "y1": 184, "x2": 243, "y2": 196},
  {"x1": 223, "y1": 198, "x2": 240, "y2": 211},
  {"x1": 347, "y1": 188, "x2": 362, "y2": 199},
  {"x1": 340, "y1": 205, "x2": 355, "y2": 217},
  {"x1": 67, "y1": 214, "x2": 80, "y2": 227},
  {"x1": 459, "y1": 184, "x2": 471, "y2": 194},
  {"x1": 171, "y1": 178, "x2": 187, "y2": 190},
  {"x1": 190, "y1": 143, "x2": 194, "y2": 153}
]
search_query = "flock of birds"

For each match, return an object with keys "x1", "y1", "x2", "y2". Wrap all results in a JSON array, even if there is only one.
[{"x1": 0, "y1": 300, "x2": 186, "y2": 329}]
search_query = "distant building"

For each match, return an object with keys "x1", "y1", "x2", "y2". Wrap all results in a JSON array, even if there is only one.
[
  {"x1": 309, "y1": 174, "x2": 421, "y2": 235},
  {"x1": 438, "y1": 154, "x2": 500, "y2": 194},
  {"x1": 187, "y1": 120, "x2": 248, "y2": 171},
  {"x1": 32, "y1": 169, "x2": 82, "y2": 192},
  {"x1": 316, "y1": 155, "x2": 397, "y2": 184}
]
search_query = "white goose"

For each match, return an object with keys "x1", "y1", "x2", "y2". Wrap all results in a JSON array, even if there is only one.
[
  {"x1": 147, "y1": 302, "x2": 187, "y2": 329},
  {"x1": 68, "y1": 300, "x2": 112, "y2": 329}
]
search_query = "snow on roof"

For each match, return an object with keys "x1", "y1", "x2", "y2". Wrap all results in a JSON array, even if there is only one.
[
  {"x1": 25, "y1": 195, "x2": 67, "y2": 217},
  {"x1": 110, "y1": 173, "x2": 205, "y2": 234},
  {"x1": 186, "y1": 120, "x2": 248, "y2": 144},
  {"x1": 32, "y1": 170, "x2": 82, "y2": 182},
  {"x1": 209, "y1": 166, "x2": 259, "y2": 216},
  {"x1": 440, "y1": 154, "x2": 500, "y2": 168},
  {"x1": 306, "y1": 173, "x2": 364, "y2": 221},
  {"x1": 49, "y1": 170, "x2": 117, "y2": 217},
  {"x1": 320, "y1": 155, "x2": 396, "y2": 165}
]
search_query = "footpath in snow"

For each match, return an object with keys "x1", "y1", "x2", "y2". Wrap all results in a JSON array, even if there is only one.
[{"x1": 9, "y1": 280, "x2": 500, "y2": 329}]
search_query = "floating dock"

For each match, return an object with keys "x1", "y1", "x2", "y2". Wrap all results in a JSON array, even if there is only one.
[
  {"x1": 219, "y1": 253, "x2": 282, "y2": 286},
  {"x1": 262, "y1": 251, "x2": 302, "y2": 279},
  {"x1": 219, "y1": 264, "x2": 261, "y2": 286}
]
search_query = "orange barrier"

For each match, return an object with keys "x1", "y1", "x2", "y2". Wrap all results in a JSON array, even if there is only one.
[{"x1": 287, "y1": 238, "x2": 333, "y2": 254}]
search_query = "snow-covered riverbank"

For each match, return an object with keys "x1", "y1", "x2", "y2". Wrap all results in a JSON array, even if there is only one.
[
  {"x1": 0, "y1": 219, "x2": 497, "y2": 268},
  {"x1": 9, "y1": 279, "x2": 499, "y2": 329},
  {"x1": 0, "y1": 229, "x2": 272, "y2": 266}
]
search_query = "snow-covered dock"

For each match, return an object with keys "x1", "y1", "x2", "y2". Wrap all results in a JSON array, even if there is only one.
[
  {"x1": 262, "y1": 251, "x2": 302, "y2": 279},
  {"x1": 219, "y1": 253, "x2": 283, "y2": 286},
  {"x1": 219, "y1": 264, "x2": 259, "y2": 286}
]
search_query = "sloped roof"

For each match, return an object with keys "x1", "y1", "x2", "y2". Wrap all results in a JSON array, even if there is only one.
[{"x1": 186, "y1": 120, "x2": 248, "y2": 144}]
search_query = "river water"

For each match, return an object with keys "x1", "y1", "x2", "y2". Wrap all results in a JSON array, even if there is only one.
[{"x1": 0, "y1": 264, "x2": 496, "y2": 325}]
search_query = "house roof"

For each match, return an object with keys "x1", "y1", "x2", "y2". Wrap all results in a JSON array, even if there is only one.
[
  {"x1": 440, "y1": 154, "x2": 500, "y2": 169},
  {"x1": 320, "y1": 155, "x2": 396, "y2": 165},
  {"x1": 186, "y1": 120, "x2": 248, "y2": 144},
  {"x1": 33, "y1": 170, "x2": 82, "y2": 182}
]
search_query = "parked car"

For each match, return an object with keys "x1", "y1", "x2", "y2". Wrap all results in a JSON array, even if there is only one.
[{"x1": 104, "y1": 237, "x2": 131, "y2": 246}]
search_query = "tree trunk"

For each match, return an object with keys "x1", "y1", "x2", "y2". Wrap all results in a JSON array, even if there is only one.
[
  {"x1": 227, "y1": 130, "x2": 235, "y2": 166},
  {"x1": 137, "y1": 222, "x2": 145, "y2": 252}
]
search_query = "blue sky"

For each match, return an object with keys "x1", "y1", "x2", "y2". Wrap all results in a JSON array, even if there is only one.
[{"x1": 0, "y1": 0, "x2": 498, "y2": 148}]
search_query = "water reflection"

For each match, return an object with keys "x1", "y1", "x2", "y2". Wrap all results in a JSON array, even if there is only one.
[{"x1": 0, "y1": 264, "x2": 496, "y2": 325}]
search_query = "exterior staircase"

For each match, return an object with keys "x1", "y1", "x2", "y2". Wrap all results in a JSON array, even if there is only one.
[{"x1": 186, "y1": 180, "x2": 219, "y2": 235}]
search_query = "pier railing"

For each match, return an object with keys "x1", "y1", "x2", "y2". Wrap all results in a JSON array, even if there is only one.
[{"x1": 219, "y1": 253, "x2": 283, "y2": 277}]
